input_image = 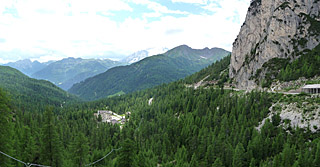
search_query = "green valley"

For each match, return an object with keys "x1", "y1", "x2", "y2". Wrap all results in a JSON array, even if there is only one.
[
  {"x1": 1, "y1": 0, "x2": 320, "y2": 167},
  {"x1": 1, "y1": 56, "x2": 319, "y2": 166}
]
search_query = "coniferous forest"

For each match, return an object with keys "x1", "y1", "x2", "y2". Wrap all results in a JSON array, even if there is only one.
[
  {"x1": 2, "y1": 0, "x2": 320, "y2": 166},
  {"x1": 1, "y1": 59, "x2": 320, "y2": 167}
]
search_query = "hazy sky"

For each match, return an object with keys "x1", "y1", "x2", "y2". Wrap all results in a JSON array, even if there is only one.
[{"x1": 0, "y1": 0, "x2": 250, "y2": 63}]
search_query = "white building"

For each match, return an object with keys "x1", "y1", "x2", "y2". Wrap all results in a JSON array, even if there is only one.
[
  {"x1": 98, "y1": 110, "x2": 113, "y2": 115},
  {"x1": 302, "y1": 84, "x2": 320, "y2": 94}
]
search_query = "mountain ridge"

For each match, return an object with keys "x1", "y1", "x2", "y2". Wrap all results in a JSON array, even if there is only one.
[
  {"x1": 69, "y1": 45, "x2": 230, "y2": 100},
  {"x1": 4, "y1": 59, "x2": 49, "y2": 76},
  {"x1": 32, "y1": 57, "x2": 123, "y2": 90}
]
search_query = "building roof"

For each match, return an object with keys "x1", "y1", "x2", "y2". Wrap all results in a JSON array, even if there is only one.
[
  {"x1": 98, "y1": 110, "x2": 113, "y2": 114},
  {"x1": 302, "y1": 84, "x2": 320, "y2": 89}
]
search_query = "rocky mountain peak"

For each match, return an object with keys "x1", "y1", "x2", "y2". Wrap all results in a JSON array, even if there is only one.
[
  {"x1": 121, "y1": 47, "x2": 168, "y2": 64},
  {"x1": 230, "y1": 0, "x2": 320, "y2": 89}
]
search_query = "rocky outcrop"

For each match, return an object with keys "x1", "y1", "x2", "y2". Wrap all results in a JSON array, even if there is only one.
[
  {"x1": 257, "y1": 99, "x2": 320, "y2": 133},
  {"x1": 230, "y1": 0, "x2": 320, "y2": 89}
]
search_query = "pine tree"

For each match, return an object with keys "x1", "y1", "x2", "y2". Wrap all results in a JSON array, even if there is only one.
[
  {"x1": 282, "y1": 143, "x2": 295, "y2": 167},
  {"x1": 307, "y1": 65, "x2": 313, "y2": 78},
  {"x1": 206, "y1": 144, "x2": 215, "y2": 165},
  {"x1": 133, "y1": 150, "x2": 157, "y2": 167},
  {"x1": 175, "y1": 146, "x2": 189, "y2": 167},
  {"x1": 190, "y1": 153, "x2": 198, "y2": 167},
  {"x1": 314, "y1": 142, "x2": 320, "y2": 167},
  {"x1": 72, "y1": 133, "x2": 89, "y2": 167},
  {"x1": 21, "y1": 126, "x2": 37, "y2": 164},
  {"x1": 117, "y1": 138, "x2": 136, "y2": 167},
  {"x1": 40, "y1": 107, "x2": 63, "y2": 167},
  {"x1": 272, "y1": 154, "x2": 281, "y2": 167},
  {"x1": 97, "y1": 114, "x2": 102, "y2": 122},
  {"x1": 232, "y1": 143, "x2": 246, "y2": 167},
  {"x1": 292, "y1": 160, "x2": 300, "y2": 167},
  {"x1": 0, "y1": 89, "x2": 14, "y2": 167},
  {"x1": 249, "y1": 158, "x2": 256, "y2": 167},
  {"x1": 212, "y1": 158, "x2": 224, "y2": 167}
]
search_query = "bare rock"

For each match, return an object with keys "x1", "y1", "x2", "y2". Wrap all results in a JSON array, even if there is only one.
[{"x1": 230, "y1": 0, "x2": 320, "y2": 89}]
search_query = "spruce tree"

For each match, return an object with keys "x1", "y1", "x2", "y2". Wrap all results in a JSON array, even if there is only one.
[
  {"x1": 21, "y1": 126, "x2": 37, "y2": 164},
  {"x1": 314, "y1": 142, "x2": 320, "y2": 167},
  {"x1": 175, "y1": 146, "x2": 188, "y2": 167},
  {"x1": 133, "y1": 150, "x2": 157, "y2": 167},
  {"x1": 272, "y1": 154, "x2": 281, "y2": 167},
  {"x1": 232, "y1": 143, "x2": 245, "y2": 167},
  {"x1": 72, "y1": 133, "x2": 89, "y2": 167},
  {"x1": 40, "y1": 107, "x2": 63, "y2": 167},
  {"x1": 0, "y1": 89, "x2": 14, "y2": 167},
  {"x1": 292, "y1": 160, "x2": 300, "y2": 167},
  {"x1": 189, "y1": 153, "x2": 198, "y2": 167},
  {"x1": 212, "y1": 158, "x2": 224, "y2": 167},
  {"x1": 117, "y1": 138, "x2": 135, "y2": 167},
  {"x1": 249, "y1": 158, "x2": 256, "y2": 167},
  {"x1": 282, "y1": 143, "x2": 295, "y2": 167}
]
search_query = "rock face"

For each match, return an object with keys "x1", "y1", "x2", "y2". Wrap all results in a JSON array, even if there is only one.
[{"x1": 230, "y1": 0, "x2": 320, "y2": 89}]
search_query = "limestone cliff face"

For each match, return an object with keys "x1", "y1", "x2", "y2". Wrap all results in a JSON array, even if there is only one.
[{"x1": 230, "y1": 0, "x2": 320, "y2": 89}]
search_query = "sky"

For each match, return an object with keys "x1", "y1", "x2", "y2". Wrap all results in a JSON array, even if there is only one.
[{"x1": 0, "y1": 0, "x2": 250, "y2": 63}]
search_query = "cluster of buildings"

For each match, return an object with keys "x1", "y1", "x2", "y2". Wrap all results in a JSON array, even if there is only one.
[{"x1": 94, "y1": 110, "x2": 127, "y2": 125}]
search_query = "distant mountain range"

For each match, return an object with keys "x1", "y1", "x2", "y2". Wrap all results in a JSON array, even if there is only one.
[
  {"x1": 32, "y1": 57, "x2": 123, "y2": 90},
  {"x1": 2, "y1": 45, "x2": 228, "y2": 97},
  {"x1": 0, "y1": 65, "x2": 79, "y2": 109},
  {"x1": 4, "y1": 59, "x2": 50, "y2": 76},
  {"x1": 121, "y1": 47, "x2": 169, "y2": 64},
  {"x1": 3, "y1": 48, "x2": 168, "y2": 91},
  {"x1": 69, "y1": 45, "x2": 230, "y2": 101}
]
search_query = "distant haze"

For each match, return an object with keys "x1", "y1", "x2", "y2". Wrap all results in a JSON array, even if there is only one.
[{"x1": 0, "y1": 0, "x2": 250, "y2": 63}]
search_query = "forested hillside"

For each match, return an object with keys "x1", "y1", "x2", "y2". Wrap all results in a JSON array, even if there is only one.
[
  {"x1": 185, "y1": 55, "x2": 231, "y2": 84},
  {"x1": 255, "y1": 43, "x2": 320, "y2": 87},
  {"x1": 69, "y1": 45, "x2": 229, "y2": 101},
  {"x1": 1, "y1": 58, "x2": 319, "y2": 167},
  {"x1": 0, "y1": 66, "x2": 79, "y2": 110}
]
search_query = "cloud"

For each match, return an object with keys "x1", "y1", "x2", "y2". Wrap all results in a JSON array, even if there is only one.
[
  {"x1": 118, "y1": 0, "x2": 250, "y2": 51},
  {"x1": 0, "y1": 0, "x2": 251, "y2": 62},
  {"x1": 71, "y1": 0, "x2": 133, "y2": 14},
  {"x1": 171, "y1": 0, "x2": 208, "y2": 5},
  {"x1": 128, "y1": 0, "x2": 189, "y2": 18},
  {"x1": 0, "y1": 0, "x2": 130, "y2": 57},
  {"x1": 30, "y1": 55, "x2": 64, "y2": 63},
  {"x1": 203, "y1": 0, "x2": 249, "y2": 24},
  {"x1": 0, "y1": 58, "x2": 9, "y2": 64},
  {"x1": 165, "y1": 29, "x2": 184, "y2": 35}
]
